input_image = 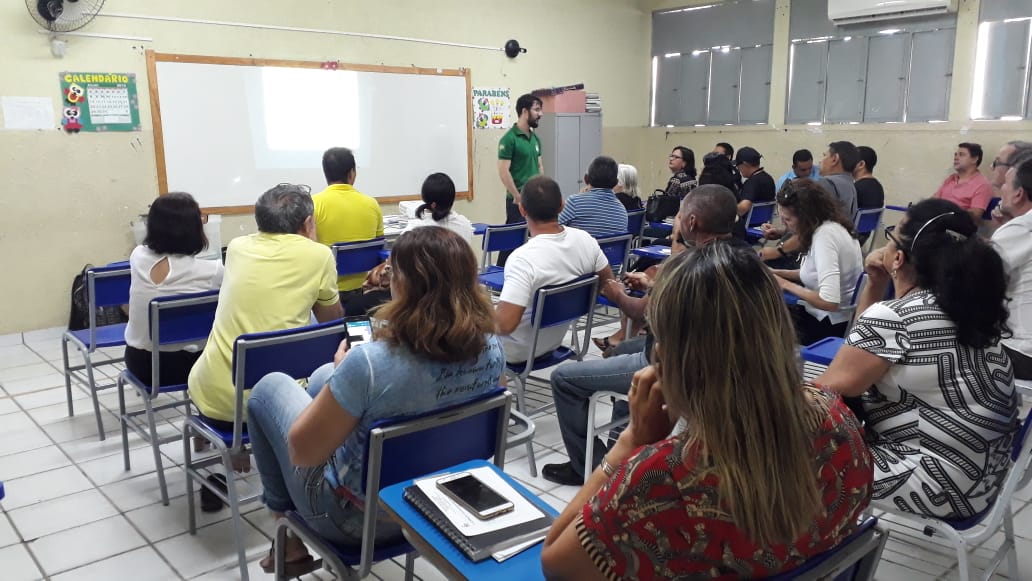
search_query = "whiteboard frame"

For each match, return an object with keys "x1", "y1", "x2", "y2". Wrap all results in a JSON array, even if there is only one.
[{"x1": 145, "y1": 50, "x2": 475, "y2": 215}]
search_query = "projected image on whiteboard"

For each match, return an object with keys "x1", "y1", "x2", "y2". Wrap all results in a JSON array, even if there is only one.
[{"x1": 249, "y1": 67, "x2": 360, "y2": 168}]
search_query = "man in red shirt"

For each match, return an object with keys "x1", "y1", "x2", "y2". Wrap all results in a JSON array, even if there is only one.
[{"x1": 933, "y1": 142, "x2": 993, "y2": 223}]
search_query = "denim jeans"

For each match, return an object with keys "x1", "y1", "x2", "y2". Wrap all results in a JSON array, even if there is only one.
[
  {"x1": 550, "y1": 342, "x2": 649, "y2": 479},
  {"x1": 247, "y1": 362, "x2": 401, "y2": 546}
]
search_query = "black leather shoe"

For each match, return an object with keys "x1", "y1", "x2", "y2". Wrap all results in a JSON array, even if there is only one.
[{"x1": 542, "y1": 462, "x2": 583, "y2": 486}]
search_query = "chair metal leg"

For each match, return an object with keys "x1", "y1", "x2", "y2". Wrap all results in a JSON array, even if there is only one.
[
  {"x1": 225, "y1": 453, "x2": 250, "y2": 581},
  {"x1": 184, "y1": 423, "x2": 198, "y2": 534},
  {"x1": 955, "y1": 539, "x2": 971, "y2": 581},
  {"x1": 274, "y1": 518, "x2": 288, "y2": 581},
  {"x1": 118, "y1": 374, "x2": 131, "y2": 472},
  {"x1": 584, "y1": 396, "x2": 598, "y2": 484},
  {"x1": 145, "y1": 397, "x2": 170, "y2": 506},
  {"x1": 512, "y1": 374, "x2": 538, "y2": 477},
  {"x1": 1005, "y1": 509, "x2": 1019, "y2": 580},
  {"x1": 403, "y1": 552, "x2": 415, "y2": 581},
  {"x1": 62, "y1": 337, "x2": 74, "y2": 417},
  {"x1": 82, "y1": 351, "x2": 106, "y2": 441}
]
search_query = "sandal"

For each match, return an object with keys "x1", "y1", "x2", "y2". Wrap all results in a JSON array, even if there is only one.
[
  {"x1": 591, "y1": 337, "x2": 613, "y2": 352},
  {"x1": 259, "y1": 540, "x2": 316, "y2": 576},
  {"x1": 200, "y1": 474, "x2": 227, "y2": 513}
]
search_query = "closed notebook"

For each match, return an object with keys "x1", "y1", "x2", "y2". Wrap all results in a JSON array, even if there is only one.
[{"x1": 403, "y1": 485, "x2": 554, "y2": 562}]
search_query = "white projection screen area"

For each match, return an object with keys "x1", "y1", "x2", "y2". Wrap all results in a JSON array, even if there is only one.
[{"x1": 147, "y1": 53, "x2": 473, "y2": 212}]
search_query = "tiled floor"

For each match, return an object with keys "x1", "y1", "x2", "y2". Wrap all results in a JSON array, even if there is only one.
[{"x1": 0, "y1": 323, "x2": 1030, "y2": 579}]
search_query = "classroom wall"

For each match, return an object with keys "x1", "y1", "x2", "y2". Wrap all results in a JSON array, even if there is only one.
[
  {"x1": 0, "y1": 0, "x2": 651, "y2": 334},
  {"x1": 629, "y1": 0, "x2": 1032, "y2": 209}
]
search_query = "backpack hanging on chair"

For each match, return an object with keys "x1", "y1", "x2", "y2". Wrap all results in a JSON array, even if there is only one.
[{"x1": 68, "y1": 264, "x2": 129, "y2": 331}]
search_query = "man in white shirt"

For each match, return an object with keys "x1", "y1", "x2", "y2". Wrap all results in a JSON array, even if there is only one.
[
  {"x1": 494, "y1": 175, "x2": 614, "y2": 364},
  {"x1": 991, "y1": 155, "x2": 1032, "y2": 379}
]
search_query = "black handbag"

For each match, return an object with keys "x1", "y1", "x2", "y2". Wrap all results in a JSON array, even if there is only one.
[{"x1": 644, "y1": 189, "x2": 680, "y2": 223}]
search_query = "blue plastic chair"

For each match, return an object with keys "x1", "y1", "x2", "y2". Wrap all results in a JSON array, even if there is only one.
[
  {"x1": 744, "y1": 200, "x2": 777, "y2": 243},
  {"x1": 62, "y1": 264, "x2": 132, "y2": 440},
  {"x1": 626, "y1": 208, "x2": 646, "y2": 247},
  {"x1": 480, "y1": 222, "x2": 528, "y2": 273},
  {"x1": 273, "y1": 387, "x2": 514, "y2": 580},
  {"x1": 506, "y1": 275, "x2": 599, "y2": 476},
  {"x1": 853, "y1": 207, "x2": 883, "y2": 254},
  {"x1": 801, "y1": 337, "x2": 846, "y2": 366},
  {"x1": 595, "y1": 233, "x2": 633, "y2": 278},
  {"x1": 117, "y1": 289, "x2": 220, "y2": 505},
  {"x1": 765, "y1": 517, "x2": 887, "y2": 580},
  {"x1": 874, "y1": 413, "x2": 1032, "y2": 581},
  {"x1": 182, "y1": 319, "x2": 349, "y2": 581},
  {"x1": 332, "y1": 238, "x2": 387, "y2": 277},
  {"x1": 983, "y1": 197, "x2": 1001, "y2": 220}
]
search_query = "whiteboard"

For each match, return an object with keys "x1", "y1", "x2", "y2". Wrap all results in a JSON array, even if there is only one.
[{"x1": 148, "y1": 53, "x2": 472, "y2": 211}]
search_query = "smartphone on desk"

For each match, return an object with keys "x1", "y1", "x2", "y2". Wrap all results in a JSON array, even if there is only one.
[
  {"x1": 436, "y1": 472, "x2": 515, "y2": 520},
  {"x1": 344, "y1": 316, "x2": 373, "y2": 348}
]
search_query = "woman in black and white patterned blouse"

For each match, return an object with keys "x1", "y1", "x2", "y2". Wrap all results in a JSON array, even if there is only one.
[{"x1": 817, "y1": 198, "x2": 1018, "y2": 519}]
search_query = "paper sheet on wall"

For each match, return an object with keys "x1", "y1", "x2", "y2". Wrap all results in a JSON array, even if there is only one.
[{"x1": 2, "y1": 96, "x2": 54, "y2": 130}]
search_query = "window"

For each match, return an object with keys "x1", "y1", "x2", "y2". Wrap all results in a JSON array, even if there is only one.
[
  {"x1": 651, "y1": 1, "x2": 775, "y2": 127},
  {"x1": 786, "y1": 0, "x2": 956, "y2": 124},
  {"x1": 971, "y1": 0, "x2": 1032, "y2": 120}
]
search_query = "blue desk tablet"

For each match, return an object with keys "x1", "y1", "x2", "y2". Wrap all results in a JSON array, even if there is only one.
[{"x1": 378, "y1": 459, "x2": 560, "y2": 581}]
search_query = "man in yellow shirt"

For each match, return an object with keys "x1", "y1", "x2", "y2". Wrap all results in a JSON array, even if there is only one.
[
  {"x1": 188, "y1": 184, "x2": 343, "y2": 426},
  {"x1": 312, "y1": 147, "x2": 384, "y2": 299}
]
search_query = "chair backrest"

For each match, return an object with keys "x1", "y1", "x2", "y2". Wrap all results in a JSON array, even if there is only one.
[
  {"x1": 626, "y1": 208, "x2": 646, "y2": 238},
  {"x1": 356, "y1": 388, "x2": 511, "y2": 577},
  {"x1": 226, "y1": 319, "x2": 348, "y2": 448},
  {"x1": 745, "y1": 200, "x2": 776, "y2": 228},
  {"x1": 766, "y1": 517, "x2": 886, "y2": 581},
  {"x1": 531, "y1": 275, "x2": 599, "y2": 329},
  {"x1": 849, "y1": 272, "x2": 867, "y2": 306},
  {"x1": 595, "y1": 234, "x2": 634, "y2": 275},
  {"x1": 480, "y1": 222, "x2": 528, "y2": 269},
  {"x1": 984, "y1": 197, "x2": 1002, "y2": 220},
  {"x1": 331, "y1": 238, "x2": 386, "y2": 276},
  {"x1": 146, "y1": 289, "x2": 220, "y2": 389},
  {"x1": 86, "y1": 264, "x2": 132, "y2": 347},
  {"x1": 854, "y1": 207, "x2": 883, "y2": 235}
]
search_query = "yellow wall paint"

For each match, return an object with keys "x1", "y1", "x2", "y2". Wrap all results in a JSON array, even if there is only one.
[{"x1": 0, "y1": 0, "x2": 649, "y2": 333}]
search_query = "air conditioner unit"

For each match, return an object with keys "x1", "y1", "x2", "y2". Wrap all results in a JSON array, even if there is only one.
[{"x1": 828, "y1": 0, "x2": 958, "y2": 25}]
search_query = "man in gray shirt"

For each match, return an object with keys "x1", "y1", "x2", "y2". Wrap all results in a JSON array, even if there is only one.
[{"x1": 818, "y1": 141, "x2": 860, "y2": 220}]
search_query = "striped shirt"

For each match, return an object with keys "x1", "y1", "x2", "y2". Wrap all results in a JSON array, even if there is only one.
[{"x1": 558, "y1": 188, "x2": 629, "y2": 238}]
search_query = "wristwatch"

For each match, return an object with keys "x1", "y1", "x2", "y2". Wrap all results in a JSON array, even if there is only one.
[{"x1": 776, "y1": 240, "x2": 788, "y2": 257}]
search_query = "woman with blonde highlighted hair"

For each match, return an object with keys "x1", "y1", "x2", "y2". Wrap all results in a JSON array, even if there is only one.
[
  {"x1": 247, "y1": 226, "x2": 505, "y2": 574},
  {"x1": 541, "y1": 243, "x2": 873, "y2": 579}
]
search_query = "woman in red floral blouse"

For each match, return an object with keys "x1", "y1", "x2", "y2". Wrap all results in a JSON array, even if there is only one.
[{"x1": 541, "y1": 242, "x2": 874, "y2": 580}]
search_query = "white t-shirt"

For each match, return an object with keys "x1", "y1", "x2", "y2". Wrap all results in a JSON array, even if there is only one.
[
  {"x1": 401, "y1": 211, "x2": 474, "y2": 244},
  {"x1": 124, "y1": 245, "x2": 224, "y2": 351},
  {"x1": 993, "y1": 210, "x2": 1032, "y2": 357},
  {"x1": 498, "y1": 226, "x2": 608, "y2": 363},
  {"x1": 799, "y1": 221, "x2": 863, "y2": 325}
]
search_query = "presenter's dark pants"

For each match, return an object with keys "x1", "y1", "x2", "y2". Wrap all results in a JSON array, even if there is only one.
[{"x1": 497, "y1": 196, "x2": 522, "y2": 267}]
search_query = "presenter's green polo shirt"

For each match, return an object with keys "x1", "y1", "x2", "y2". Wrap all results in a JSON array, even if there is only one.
[{"x1": 498, "y1": 125, "x2": 542, "y2": 200}]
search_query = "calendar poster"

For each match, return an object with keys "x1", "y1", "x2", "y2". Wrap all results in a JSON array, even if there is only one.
[{"x1": 59, "y1": 72, "x2": 141, "y2": 132}]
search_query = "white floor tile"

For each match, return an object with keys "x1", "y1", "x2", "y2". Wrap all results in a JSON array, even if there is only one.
[
  {"x1": 22, "y1": 326, "x2": 66, "y2": 344},
  {"x1": 8, "y1": 489, "x2": 119, "y2": 540},
  {"x1": 59, "y1": 429, "x2": 148, "y2": 464},
  {"x1": 0, "y1": 426, "x2": 51, "y2": 457},
  {"x1": 41, "y1": 413, "x2": 119, "y2": 443},
  {"x1": 0, "y1": 412, "x2": 37, "y2": 436},
  {"x1": 15, "y1": 386, "x2": 86, "y2": 410},
  {"x1": 874, "y1": 559, "x2": 940, "y2": 580},
  {"x1": 0, "y1": 514, "x2": 21, "y2": 548},
  {"x1": 0, "y1": 345, "x2": 47, "y2": 368},
  {"x1": 0, "y1": 332, "x2": 24, "y2": 347},
  {"x1": 154, "y1": 517, "x2": 269, "y2": 578},
  {"x1": 101, "y1": 469, "x2": 190, "y2": 513},
  {"x1": 3, "y1": 373, "x2": 68, "y2": 395},
  {"x1": 28, "y1": 515, "x2": 146, "y2": 577},
  {"x1": 25, "y1": 401, "x2": 78, "y2": 425},
  {"x1": 125, "y1": 492, "x2": 231, "y2": 543},
  {"x1": 505, "y1": 448, "x2": 572, "y2": 495},
  {"x1": 0, "y1": 362, "x2": 59, "y2": 383},
  {"x1": 0, "y1": 396, "x2": 22, "y2": 415},
  {"x1": 0, "y1": 445, "x2": 71, "y2": 480},
  {"x1": 78, "y1": 445, "x2": 160, "y2": 486},
  {"x1": 49, "y1": 546, "x2": 179, "y2": 581},
  {"x1": 0, "y1": 543, "x2": 44, "y2": 581},
  {"x1": 0, "y1": 465, "x2": 94, "y2": 511}
]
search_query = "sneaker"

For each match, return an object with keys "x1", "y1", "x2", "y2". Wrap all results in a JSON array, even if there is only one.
[{"x1": 542, "y1": 462, "x2": 583, "y2": 486}]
